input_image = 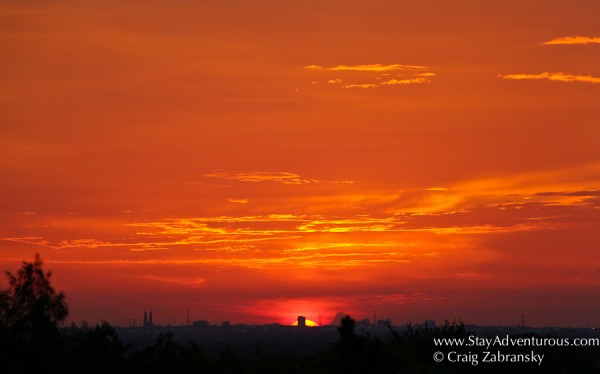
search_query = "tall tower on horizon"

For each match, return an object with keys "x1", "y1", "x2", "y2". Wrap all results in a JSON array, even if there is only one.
[
  {"x1": 143, "y1": 309, "x2": 154, "y2": 328},
  {"x1": 297, "y1": 316, "x2": 306, "y2": 327}
]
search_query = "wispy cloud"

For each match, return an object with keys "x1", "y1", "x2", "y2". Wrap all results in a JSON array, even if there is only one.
[
  {"x1": 381, "y1": 77, "x2": 430, "y2": 85},
  {"x1": 535, "y1": 190, "x2": 600, "y2": 197},
  {"x1": 0, "y1": 236, "x2": 171, "y2": 252},
  {"x1": 426, "y1": 187, "x2": 448, "y2": 191},
  {"x1": 501, "y1": 72, "x2": 600, "y2": 84},
  {"x1": 341, "y1": 77, "x2": 431, "y2": 89},
  {"x1": 306, "y1": 63, "x2": 435, "y2": 89},
  {"x1": 1, "y1": 236, "x2": 52, "y2": 247},
  {"x1": 305, "y1": 63, "x2": 427, "y2": 71},
  {"x1": 5, "y1": 165, "x2": 598, "y2": 273},
  {"x1": 341, "y1": 83, "x2": 379, "y2": 89},
  {"x1": 227, "y1": 198, "x2": 249, "y2": 204},
  {"x1": 543, "y1": 36, "x2": 600, "y2": 45},
  {"x1": 283, "y1": 242, "x2": 396, "y2": 253},
  {"x1": 204, "y1": 170, "x2": 354, "y2": 185},
  {"x1": 141, "y1": 275, "x2": 207, "y2": 288}
]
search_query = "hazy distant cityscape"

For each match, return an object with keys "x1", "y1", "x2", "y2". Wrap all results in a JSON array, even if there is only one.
[
  {"x1": 112, "y1": 309, "x2": 600, "y2": 354},
  {"x1": 3, "y1": 254, "x2": 600, "y2": 372}
]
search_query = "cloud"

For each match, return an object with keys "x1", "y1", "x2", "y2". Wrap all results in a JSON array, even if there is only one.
[
  {"x1": 57, "y1": 239, "x2": 125, "y2": 249},
  {"x1": 426, "y1": 187, "x2": 448, "y2": 191},
  {"x1": 6, "y1": 165, "x2": 598, "y2": 274},
  {"x1": 141, "y1": 275, "x2": 207, "y2": 288},
  {"x1": 307, "y1": 63, "x2": 434, "y2": 89},
  {"x1": 0, "y1": 236, "x2": 52, "y2": 247},
  {"x1": 381, "y1": 77, "x2": 430, "y2": 85},
  {"x1": 341, "y1": 83, "x2": 379, "y2": 89},
  {"x1": 203, "y1": 170, "x2": 354, "y2": 185},
  {"x1": 1, "y1": 236, "x2": 171, "y2": 251},
  {"x1": 129, "y1": 246, "x2": 170, "y2": 251},
  {"x1": 305, "y1": 63, "x2": 427, "y2": 72},
  {"x1": 543, "y1": 36, "x2": 600, "y2": 45},
  {"x1": 205, "y1": 171, "x2": 314, "y2": 184},
  {"x1": 501, "y1": 72, "x2": 600, "y2": 84},
  {"x1": 283, "y1": 242, "x2": 396, "y2": 253},
  {"x1": 227, "y1": 198, "x2": 249, "y2": 204},
  {"x1": 535, "y1": 190, "x2": 600, "y2": 197},
  {"x1": 341, "y1": 77, "x2": 431, "y2": 89}
]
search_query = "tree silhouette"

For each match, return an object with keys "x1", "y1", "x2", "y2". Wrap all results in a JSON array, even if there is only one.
[
  {"x1": 0, "y1": 253, "x2": 68, "y2": 337},
  {"x1": 0, "y1": 253, "x2": 69, "y2": 372},
  {"x1": 66, "y1": 321, "x2": 128, "y2": 374}
]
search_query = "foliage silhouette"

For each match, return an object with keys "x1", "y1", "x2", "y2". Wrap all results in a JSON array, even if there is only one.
[
  {"x1": 0, "y1": 253, "x2": 69, "y2": 373},
  {"x1": 128, "y1": 332, "x2": 208, "y2": 374},
  {"x1": 65, "y1": 320, "x2": 128, "y2": 373},
  {"x1": 334, "y1": 315, "x2": 385, "y2": 374},
  {"x1": 0, "y1": 253, "x2": 68, "y2": 336}
]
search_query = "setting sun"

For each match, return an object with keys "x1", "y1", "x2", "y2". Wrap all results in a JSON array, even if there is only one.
[{"x1": 292, "y1": 319, "x2": 319, "y2": 327}]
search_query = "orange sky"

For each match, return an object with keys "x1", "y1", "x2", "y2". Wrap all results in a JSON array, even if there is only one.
[{"x1": 1, "y1": 0, "x2": 600, "y2": 327}]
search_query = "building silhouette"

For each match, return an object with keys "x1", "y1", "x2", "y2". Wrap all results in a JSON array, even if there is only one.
[
  {"x1": 297, "y1": 316, "x2": 306, "y2": 327},
  {"x1": 143, "y1": 309, "x2": 154, "y2": 328}
]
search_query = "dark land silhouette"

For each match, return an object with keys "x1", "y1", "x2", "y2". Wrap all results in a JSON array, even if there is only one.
[{"x1": 2, "y1": 255, "x2": 600, "y2": 373}]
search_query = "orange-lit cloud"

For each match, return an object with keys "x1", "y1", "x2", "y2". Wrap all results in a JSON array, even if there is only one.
[
  {"x1": 307, "y1": 63, "x2": 435, "y2": 88},
  {"x1": 203, "y1": 170, "x2": 354, "y2": 185},
  {"x1": 543, "y1": 36, "x2": 600, "y2": 45},
  {"x1": 340, "y1": 83, "x2": 380, "y2": 89},
  {"x1": 381, "y1": 77, "x2": 430, "y2": 85},
  {"x1": 501, "y1": 72, "x2": 600, "y2": 83},
  {"x1": 1, "y1": 236, "x2": 52, "y2": 247},
  {"x1": 141, "y1": 275, "x2": 207, "y2": 288},
  {"x1": 305, "y1": 63, "x2": 428, "y2": 71},
  {"x1": 341, "y1": 77, "x2": 431, "y2": 89},
  {"x1": 282, "y1": 242, "x2": 396, "y2": 253},
  {"x1": 227, "y1": 198, "x2": 249, "y2": 204}
]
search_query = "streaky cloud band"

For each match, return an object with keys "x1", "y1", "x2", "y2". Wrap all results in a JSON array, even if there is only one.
[
  {"x1": 501, "y1": 72, "x2": 600, "y2": 84},
  {"x1": 543, "y1": 36, "x2": 600, "y2": 45}
]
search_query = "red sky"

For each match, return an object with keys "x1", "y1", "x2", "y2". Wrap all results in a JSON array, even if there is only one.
[{"x1": 1, "y1": 0, "x2": 600, "y2": 327}]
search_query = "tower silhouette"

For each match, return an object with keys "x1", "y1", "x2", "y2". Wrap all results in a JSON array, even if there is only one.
[
  {"x1": 143, "y1": 309, "x2": 154, "y2": 328},
  {"x1": 297, "y1": 316, "x2": 306, "y2": 327}
]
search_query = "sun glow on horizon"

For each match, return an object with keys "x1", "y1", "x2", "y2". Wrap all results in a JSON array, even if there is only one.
[{"x1": 291, "y1": 319, "x2": 319, "y2": 327}]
